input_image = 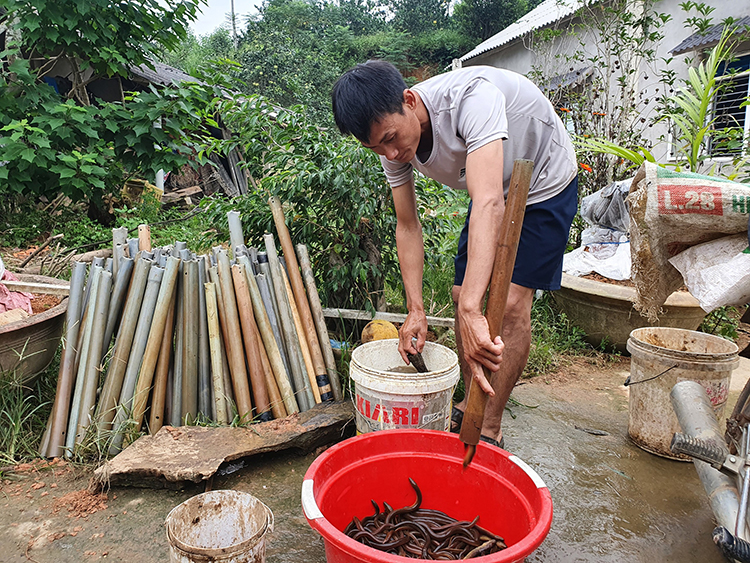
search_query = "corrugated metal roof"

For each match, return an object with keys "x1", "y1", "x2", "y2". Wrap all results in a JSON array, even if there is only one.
[
  {"x1": 671, "y1": 16, "x2": 750, "y2": 55},
  {"x1": 460, "y1": 0, "x2": 585, "y2": 62},
  {"x1": 128, "y1": 60, "x2": 203, "y2": 87}
]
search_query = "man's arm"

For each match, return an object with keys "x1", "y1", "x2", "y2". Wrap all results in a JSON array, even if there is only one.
[
  {"x1": 391, "y1": 177, "x2": 427, "y2": 363},
  {"x1": 457, "y1": 139, "x2": 506, "y2": 394}
]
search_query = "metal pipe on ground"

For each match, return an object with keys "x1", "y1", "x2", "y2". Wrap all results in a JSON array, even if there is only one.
[
  {"x1": 131, "y1": 256, "x2": 180, "y2": 432},
  {"x1": 96, "y1": 257, "x2": 153, "y2": 432},
  {"x1": 672, "y1": 381, "x2": 743, "y2": 537},
  {"x1": 109, "y1": 265, "x2": 164, "y2": 454},
  {"x1": 43, "y1": 261, "x2": 87, "y2": 458},
  {"x1": 216, "y1": 248, "x2": 254, "y2": 421},
  {"x1": 103, "y1": 255, "x2": 134, "y2": 358},
  {"x1": 148, "y1": 290, "x2": 177, "y2": 434},
  {"x1": 181, "y1": 259, "x2": 200, "y2": 423},
  {"x1": 238, "y1": 256, "x2": 299, "y2": 415},
  {"x1": 297, "y1": 244, "x2": 340, "y2": 401},
  {"x1": 232, "y1": 263, "x2": 272, "y2": 421},
  {"x1": 197, "y1": 256, "x2": 211, "y2": 417},
  {"x1": 205, "y1": 282, "x2": 229, "y2": 424},
  {"x1": 75, "y1": 269, "x2": 112, "y2": 446},
  {"x1": 65, "y1": 265, "x2": 102, "y2": 457},
  {"x1": 269, "y1": 197, "x2": 331, "y2": 401},
  {"x1": 264, "y1": 233, "x2": 313, "y2": 411},
  {"x1": 280, "y1": 264, "x2": 321, "y2": 404}
]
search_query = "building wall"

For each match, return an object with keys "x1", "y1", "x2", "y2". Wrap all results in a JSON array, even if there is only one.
[{"x1": 463, "y1": 0, "x2": 749, "y2": 167}]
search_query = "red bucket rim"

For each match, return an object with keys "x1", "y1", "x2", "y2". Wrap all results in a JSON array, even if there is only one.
[{"x1": 302, "y1": 429, "x2": 553, "y2": 562}]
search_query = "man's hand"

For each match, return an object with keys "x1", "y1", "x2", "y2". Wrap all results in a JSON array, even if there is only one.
[
  {"x1": 457, "y1": 306, "x2": 503, "y2": 396},
  {"x1": 398, "y1": 309, "x2": 428, "y2": 365}
]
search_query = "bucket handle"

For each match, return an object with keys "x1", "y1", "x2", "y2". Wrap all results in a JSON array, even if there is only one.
[{"x1": 624, "y1": 365, "x2": 677, "y2": 387}]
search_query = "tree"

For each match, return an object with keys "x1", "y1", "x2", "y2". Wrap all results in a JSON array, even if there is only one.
[
  {"x1": 390, "y1": 0, "x2": 450, "y2": 35},
  {"x1": 453, "y1": 0, "x2": 528, "y2": 42}
]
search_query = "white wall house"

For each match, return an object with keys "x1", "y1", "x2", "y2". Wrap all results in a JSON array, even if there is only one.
[{"x1": 456, "y1": 0, "x2": 750, "y2": 170}]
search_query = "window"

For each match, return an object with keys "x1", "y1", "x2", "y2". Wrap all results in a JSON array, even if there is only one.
[{"x1": 708, "y1": 53, "x2": 750, "y2": 157}]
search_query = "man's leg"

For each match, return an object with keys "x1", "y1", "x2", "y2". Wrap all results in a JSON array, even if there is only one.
[{"x1": 452, "y1": 282, "x2": 534, "y2": 441}]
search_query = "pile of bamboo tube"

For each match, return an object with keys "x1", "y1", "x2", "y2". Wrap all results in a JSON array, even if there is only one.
[{"x1": 40, "y1": 198, "x2": 342, "y2": 459}]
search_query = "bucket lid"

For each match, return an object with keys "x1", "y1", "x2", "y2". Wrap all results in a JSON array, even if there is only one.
[{"x1": 166, "y1": 490, "x2": 273, "y2": 557}]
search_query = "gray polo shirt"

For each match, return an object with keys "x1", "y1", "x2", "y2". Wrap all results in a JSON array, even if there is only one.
[{"x1": 380, "y1": 66, "x2": 577, "y2": 205}]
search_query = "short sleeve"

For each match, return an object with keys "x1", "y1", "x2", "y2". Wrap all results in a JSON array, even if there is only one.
[
  {"x1": 456, "y1": 79, "x2": 508, "y2": 154},
  {"x1": 380, "y1": 156, "x2": 413, "y2": 188}
]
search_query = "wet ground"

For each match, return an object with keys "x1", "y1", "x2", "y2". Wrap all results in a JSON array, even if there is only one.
[{"x1": 2, "y1": 354, "x2": 748, "y2": 563}]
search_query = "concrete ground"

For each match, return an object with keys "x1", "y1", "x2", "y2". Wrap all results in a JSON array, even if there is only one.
[{"x1": 2, "y1": 354, "x2": 749, "y2": 563}]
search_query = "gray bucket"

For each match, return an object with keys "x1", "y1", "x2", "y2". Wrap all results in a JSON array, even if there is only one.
[
  {"x1": 166, "y1": 490, "x2": 274, "y2": 562},
  {"x1": 627, "y1": 327, "x2": 739, "y2": 460}
]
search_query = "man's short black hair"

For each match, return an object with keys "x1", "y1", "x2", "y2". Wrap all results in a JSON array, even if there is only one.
[{"x1": 331, "y1": 60, "x2": 407, "y2": 144}]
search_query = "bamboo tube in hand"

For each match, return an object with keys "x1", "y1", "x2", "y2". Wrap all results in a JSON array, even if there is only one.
[
  {"x1": 460, "y1": 159, "x2": 533, "y2": 468},
  {"x1": 232, "y1": 263, "x2": 272, "y2": 421}
]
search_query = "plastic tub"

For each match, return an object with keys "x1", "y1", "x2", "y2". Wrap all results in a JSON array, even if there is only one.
[
  {"x1": 166, "y1": 490, "x2": 274, "y2": 563},
  {"x1": 350, "y1": 340, "x2": 459, "y2": 433},
  {"x1": 627, "y1": 327, "x2": 739, "y2": 459},
  {"x1": 302, "y1": 429, "x2": 553, "y2": 563}
]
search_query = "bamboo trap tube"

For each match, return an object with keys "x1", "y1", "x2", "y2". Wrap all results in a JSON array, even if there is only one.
[
  {"x1": 257, "y1": 327, "x2": 286, "y2": 419},
  {"x1": 171, "y1": 260, "x2": 185, "y2": 427},
  {"x1": 148, "y1": 289, "x2": 176, "y2": 434},
  {"x1": 208, "y1": 266, "x2": 236, "y2": 417},
  {"x1": 127, "y1": 238, "x2": 139, "y2": 259},
  {"x1": 197, "y1": 256, "x2": 211, "y2": 417},
  {"x1": 80, "y1": 256, "x2": 105, "y2": 323},
  {"x1": 227, "y1": 210, "x2": 244, "y2": 258},
  {"x1": 232, "y1": 263, "x2": 273, "y2": 421},
  {"x1": 110, "y1": 265, "x2": 164, "y2": 454},
  {"x1": 138, "y1": 224, "x2": 151, "y2": 252},
  {"x1": 297, "y1": 244, "x2": 341, "y2": 400},
  {"x1": 205, "y1": 282, "x2": 229, "y2": 424},
  {"x1": 181, "y1": 259, "x2": 199, "y2": 424},
  {"x1": 103, "y1": 255, "x2": 134, "y2": 358},
  {"x1": 44, "y1": 261, "x2": 87, "y2": 458},
  {"x1": 257, "y1": 255, "x2": 283, "y2": 344},
  {"x1": 75, "y1": 269, "x2": 112, "y2": 445},
  {"x1": 65, "y1": 265, "x2": 102, "y2": 456},
  {"x1": 96, "y1": 257, "x2": 153, "y2": 432},
  {"x1": 460, "y1": 159, "x2": 533, "y2": 468},
  {"x1": 131, "y1": 255, "x2": 180, "y2": 432},
  {"x1": 216, "y1": 249, "x2": 254, "y2": 421},
  {"x1": 280, "y1": 264, "x2": 322, "y2": 404},
  {"x1": 269, "y1": 197, "x2": 331, "y2": 400},
  {"x1": 256, "y1": 267, "x2": 292, "y2": 376},
  {"x1": 264, "y1": 233, "x2": 313, "y2": 411},
  {"x1": 113, "y1": 243, "x2": 125, "y2": 282},
  {"x1": 238, "y1": 255, "x2": 299, "y2": 415}
]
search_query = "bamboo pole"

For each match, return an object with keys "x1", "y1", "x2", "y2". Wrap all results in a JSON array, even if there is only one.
[
  {"x1": 216, "y1": 249, "x2": 254, "y2": 421},
  {"x1": 171, "y1": 259, "x2": 185, "y2": 427},
  {"x1": 256, "y1": 272, "x2": 292, "y2": 378},
  {"x1": 238, "y1": 255, "x2": 299, "y2": 415},
  {"x1": 280, "y1": 265, "x2": 321, "y2": 404},
  {"x1": 127, "y1": 238, "x2": 139, "y2": 259},
  {"x1": 43, "y1": 261, "x2": 87, "y2": 458},
  {"x1": 208, "y1": 266, "x2": 236, "y2": 417},
  {"x1": 75, "y1": 269, "x2": 112, "y2": 445},
  {"x1": 81, "y1": 256, "x2": 105, "y2": 323},
  {"x1": 269, "y1": 197, "x2": 330, "y2": 398},
  {"x1": 131, "y1": 255, "x2": 180, "y2": 431},
  {"x1": 257, "y1": 329, "x2": 286, "y2": 419},
  {"x1": 232, "y1": 263, "x2": 272, "y2": 421},
  {"x1": 297, "y1": 244, "x2": 340, "y2": 400},
  {"x1": 181, "y1": 259, "x2": 199, "y2": 423},
  {"x1": 205, "y1": 282, "x2": 229, "y2": 424},
  {"x1": 227, "y1": 210, "x2": 244, "y2": 258},
  {"x1": 264, "y1": 233, "x2": 313, "y2": 411},
  {"x1": 110, "y1": 265, "x2": 164, "y2": 454},
  {"x1": 103, "y1": 255, "x2": 134, "y2": 358},
  {"x1": 197, "y1": 256, "x2": 211, "y2": 417},
  {"x1": 96, "y1": 257, "x2": 152, "y2": 431},
  {"x1": 148, "y1": 289, "x2": 176, "y2": 434},
  {"x1": 112, "y1": 243, "x2": 125, "y2": 282},
  {"x1": 257, "y1": 255, "x2": 283, "y2": 348},
  {"x1": 138, "y1": 224, "x2": 151, "y2": 252},
  {"x1": 65, "y1": 265, "x2": 102, "y2": 456}
]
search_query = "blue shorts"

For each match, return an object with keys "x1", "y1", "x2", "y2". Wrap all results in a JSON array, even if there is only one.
[{"x1": 454, "y1": 175, "x2": 578, "y2": 291}]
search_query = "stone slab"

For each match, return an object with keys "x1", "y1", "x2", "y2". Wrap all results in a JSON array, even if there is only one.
[{"x1": 94, "y1": 401, "x2": 354, "y2": 489}]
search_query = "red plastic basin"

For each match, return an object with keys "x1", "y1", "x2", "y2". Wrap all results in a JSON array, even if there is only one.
[{"x1": 302, "y1": 429, "x2": 552, "y2": 562}]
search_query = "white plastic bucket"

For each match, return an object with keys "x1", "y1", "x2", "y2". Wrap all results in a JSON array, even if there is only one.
[
  {"x1": 626, "y1": 327, "x2": 739, "y2": 460},
  {"x1": 166, "y1": 490, "x2": 274, "y2": 563},
  {"x1": 350, "y1": 339, "x2": 460, "y2": 433}
]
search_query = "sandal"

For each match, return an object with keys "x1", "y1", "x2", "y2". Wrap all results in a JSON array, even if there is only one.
[
  {"x1": 480, "y1": 435, "x2": 505, "y2": 449},
  {"x1": 450, "y1": 406, "x2": 463, "y2": 433}
]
